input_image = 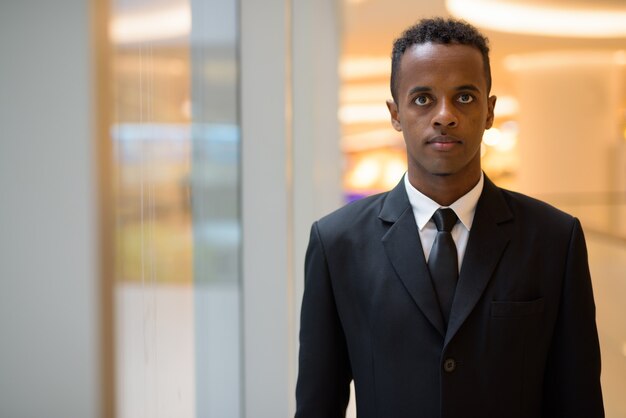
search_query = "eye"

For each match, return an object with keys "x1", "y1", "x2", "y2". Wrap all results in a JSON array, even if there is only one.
[
  {"x1": 457, "y1": 94, "x2": 474, "y2": 104},
  {"x1": 414, "y1": 95, "x2": 432, "y2": 106}
]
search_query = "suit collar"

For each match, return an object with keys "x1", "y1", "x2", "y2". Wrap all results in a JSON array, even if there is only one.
[
  {"x1": 379, "y1": 175, "x2": 514, "y2": 341},
  {"x1": 379, "y1": 179, "x2": 447, "y2": 336},
  {"x1": 445, "y1": 175, "x2": 513, "y2": 346},
  {"x1": 378, "y1": 177, "x2": 410, "y2": 223}
]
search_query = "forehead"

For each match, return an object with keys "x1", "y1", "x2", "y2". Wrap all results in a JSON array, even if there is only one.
[{"x1": 398, "y1": 42, "x2": 487, "y2": 92}]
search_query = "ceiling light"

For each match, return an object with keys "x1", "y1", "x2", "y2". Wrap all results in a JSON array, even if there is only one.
[
  {"x1": 504, "y1": 51, "x2": 624, "y2": 71},
  {"x1": 110, "y1": 4, "x2": 191, "y2": 44},
  {"x1": 341, "y1": 129, "x2": 403, "y2": 152},
  {"x1": 482, "y1": 128, "x2": 502, "y2": 147},
  {"x1": 446, "y1": 0, "x2": 626, "y2": 38},
  {"x1": 341, "y1": 83, "x2": 391, "y2": 104},
  {"x1": 340, "y1": 57, "x2": 390, "y2": 80},
  {"x1": 348, "y1": 158, "x2": 382, "y2": 189},
  {"x1": 339, "y1": 104, "x2": 390, "y2": 124},
  {"x1": 383, "y1": 159, "x2": 408, "y2": 189},
  {"x1": 493, "y1": 95, "x2": 519, "y2": 118}
]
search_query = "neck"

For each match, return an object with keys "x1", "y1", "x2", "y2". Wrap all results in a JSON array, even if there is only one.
[{"x1": 408, "y1": 170, "x2": 481, "y2": 206}]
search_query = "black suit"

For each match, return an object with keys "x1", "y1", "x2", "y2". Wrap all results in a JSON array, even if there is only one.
[{"x1": 295, "y1": 175, "x2": 603, "y2": 418}]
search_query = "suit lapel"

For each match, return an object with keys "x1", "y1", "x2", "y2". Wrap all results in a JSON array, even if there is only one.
[
  {"x1": 380, "y1": 181, "x2": 446, "y2": 337},
  {"x1": 444, "y1": 176, "x2": 513, "y2": 347}
]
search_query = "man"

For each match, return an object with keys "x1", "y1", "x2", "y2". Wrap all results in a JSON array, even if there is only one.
[{"x1": 295, "y1": 18, "x2": 604, "y2": 418}]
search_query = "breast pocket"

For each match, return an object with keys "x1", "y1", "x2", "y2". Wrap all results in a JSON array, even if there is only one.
[{"x1": 490, "y1": 298, "x2": 544, "y2": 317}]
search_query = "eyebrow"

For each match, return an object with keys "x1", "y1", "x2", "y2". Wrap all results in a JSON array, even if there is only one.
[
  {"x1": 456, "y1": 84, "x2": 481, "y2": 93},
  {"x1": 407, "y1": 84, "x2": 482, "y2": 95},
  {"x1": 408, "y1": 86, "x2": 432, "y2": 95}
]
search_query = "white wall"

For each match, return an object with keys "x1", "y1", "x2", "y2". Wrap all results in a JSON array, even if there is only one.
[
  {"x1": 241, "y1": 0, "x2": 342, "y2": 416},
  {"x1": 513, "y1": 51, "x2": 623, "y2": 196},
  {"x1": 0, "y1": 1, "x2": 101, "y2": 417}
]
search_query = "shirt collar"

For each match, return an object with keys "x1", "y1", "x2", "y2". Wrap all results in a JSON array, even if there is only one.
[{"x1": 403, "y1": 172, "x2": 484, "y2": 231}]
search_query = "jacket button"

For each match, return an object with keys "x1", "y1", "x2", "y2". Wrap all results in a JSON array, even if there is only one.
[{"x1": 443, "y1": 358, "x2": 456, "y2": 373}]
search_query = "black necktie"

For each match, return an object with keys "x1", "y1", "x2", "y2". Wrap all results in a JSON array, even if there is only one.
[{"x1": 428, "y1": 208, "x2": 459, "y2": 324}]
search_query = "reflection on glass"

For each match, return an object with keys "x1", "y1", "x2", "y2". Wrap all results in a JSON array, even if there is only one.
[{"x1": 111, "y1": 0, "x2": 240, "y2": 416}]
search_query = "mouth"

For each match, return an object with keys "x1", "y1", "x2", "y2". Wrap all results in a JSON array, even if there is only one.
[{"x1": 426, "y1": 135, "x2": 462, "y2": 151}]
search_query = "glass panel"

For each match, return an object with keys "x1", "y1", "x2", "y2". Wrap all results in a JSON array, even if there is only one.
[
  {"x1": 190, "y1": 0, "x2": 241, "y2": 416},
  {"x1": 110, "y1": 0, "x2": 241, "y2": 416}
]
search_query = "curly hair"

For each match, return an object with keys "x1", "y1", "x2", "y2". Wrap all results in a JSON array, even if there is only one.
[{"x1": 390, "y1": 18, "x2": 492, "y2": 102}]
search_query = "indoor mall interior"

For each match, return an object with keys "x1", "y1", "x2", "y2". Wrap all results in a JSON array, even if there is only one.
[{"x1": 1, "y1": 0, "x2": 625, "y2": 417}]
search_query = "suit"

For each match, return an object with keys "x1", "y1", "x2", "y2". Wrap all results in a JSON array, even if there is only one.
[{"x1": 295, "y1": 175, "x2": 603, "y2": 418}]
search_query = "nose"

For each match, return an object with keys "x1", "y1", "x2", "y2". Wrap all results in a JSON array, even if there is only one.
[{"x1": 432, "y1": 99, "x2": 458, "y2": 129}]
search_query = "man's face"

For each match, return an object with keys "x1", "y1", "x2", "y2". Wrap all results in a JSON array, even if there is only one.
[{"x1": 387, "y1": 42, "x2": 496, "y2": 183}]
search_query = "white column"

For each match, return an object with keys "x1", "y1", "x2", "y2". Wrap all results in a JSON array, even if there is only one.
[
  {"x1": 241, "y1": 0, "x2": 292, "y2": 416},
  {"x1": 512, "y1": 52, "x2": 623, "y2": 196},
  {"x1": 510, "y1": 51, "x2": 624, "y2": 232},
  {"x1": 291, "y1": 0, "x2": 343, "y2": 413},
  {"x1": 240, "y1": 0, "x2": 342, "y2": 416},
  {"x1": 0, "y1": 1, "x2": 101, "y2": 417}
]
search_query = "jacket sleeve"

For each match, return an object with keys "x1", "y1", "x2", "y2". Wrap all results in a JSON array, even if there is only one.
[
  {"x1": 542, "y1": 218, "x2": 604, "y2": 417},
  {"x1": 295, "y1": 222, "x2": 352, "y2": 418}
]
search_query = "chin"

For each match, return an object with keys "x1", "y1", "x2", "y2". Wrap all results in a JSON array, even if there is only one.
[{"x1": 427, "y1": 167, "x2": 455, "y2": 177}]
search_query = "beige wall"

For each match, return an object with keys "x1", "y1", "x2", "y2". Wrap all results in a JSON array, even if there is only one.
[{"x1": 513, "y1": 52, "x2": 624, "y2": 196}]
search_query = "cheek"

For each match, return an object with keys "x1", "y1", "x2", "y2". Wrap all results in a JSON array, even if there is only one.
[
  {"x1": 403, "y1": 136, "x2": 421, "y2": 158},
  {"x1": 467, "y1": 115, "x2": 489, "y2": 135},
  {"x1": 468, "y1": 113, "x2": 484, "y2": 125},
  {"x1": 474, "y1": 109, "x2": 491, "y2": 126}
]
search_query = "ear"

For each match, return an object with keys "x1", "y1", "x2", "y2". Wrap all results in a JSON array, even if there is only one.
[
  {"x1": 485, "y1": 95, "x2": 497, "y2": 129},
  {"x1": 386, "y1": 100, "x2": 402, "y2": 132}
]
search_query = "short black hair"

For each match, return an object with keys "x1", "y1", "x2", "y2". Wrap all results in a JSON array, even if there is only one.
[{"x1": 390, "y1": 17, "x2": 492, "y2": 102}]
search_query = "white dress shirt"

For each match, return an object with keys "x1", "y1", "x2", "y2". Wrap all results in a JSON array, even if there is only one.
[{"x1": 403, "y1": 172, "x2": 484, "y2": 271}]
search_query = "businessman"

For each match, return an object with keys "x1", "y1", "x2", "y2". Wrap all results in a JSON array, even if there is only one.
[{"x1": 295, "y1": 18, "x2": 604, "y2": 418}]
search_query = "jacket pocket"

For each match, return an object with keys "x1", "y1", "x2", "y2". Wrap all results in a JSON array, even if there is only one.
[{"x1": 490, "y1": 298, "x2": 544, "y2": 317}]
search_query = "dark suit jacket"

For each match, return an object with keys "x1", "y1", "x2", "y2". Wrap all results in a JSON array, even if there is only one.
[{"x1": 295, "y1": 175, "x2": 603, "y2": 418}]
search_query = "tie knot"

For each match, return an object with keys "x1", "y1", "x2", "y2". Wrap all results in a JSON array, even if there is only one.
[{"x1": 433, "y1": 208, "x2": 457, "y2": 232}]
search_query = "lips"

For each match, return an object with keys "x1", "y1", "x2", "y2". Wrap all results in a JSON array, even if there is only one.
[
  {"x1": 427, "y1": 135, "x2": 462, "y2": 144},
  {"x1": 427, "y1": 135, "x2": 462, "y2": 150}
]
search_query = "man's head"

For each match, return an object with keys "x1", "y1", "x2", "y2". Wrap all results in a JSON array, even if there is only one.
[
  {"x1": 386, "y1": 18, "x2": 496, "y2": 198},
  {"x1": 390, "y1": 18, "x2": 491, "y2": 103}
]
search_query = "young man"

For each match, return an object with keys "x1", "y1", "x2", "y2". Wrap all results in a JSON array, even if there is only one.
[{"x1": 295, "y1": 18, "x2": 604, "y2": 418}]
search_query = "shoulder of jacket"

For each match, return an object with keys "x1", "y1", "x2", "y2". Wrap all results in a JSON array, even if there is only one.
[
  {"x1": 315, "y1": 190, "x2": 389, "y2": 233},
  {"x1": 498, "y1": 187, "x2": 577, "y2": 228}
]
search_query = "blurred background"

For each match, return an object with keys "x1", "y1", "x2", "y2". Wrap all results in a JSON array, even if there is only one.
[{"x1": 1, "y1": 0, "x2": 625, "y2": 417}]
